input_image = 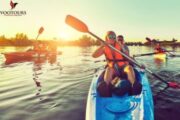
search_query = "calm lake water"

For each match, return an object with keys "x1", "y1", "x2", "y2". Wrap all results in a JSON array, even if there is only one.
[{"x1": 0, "y1": 46, "x2": 180, "y2": 120}]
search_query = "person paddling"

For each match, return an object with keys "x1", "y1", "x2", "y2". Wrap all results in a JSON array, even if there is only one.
[
  {"x1": 117, "y1": 35, "x2": 129, "y2": 55},
  {"x1": 154, "y1": 43, "x2": 165, "y2": 53},
  {"x1": 33, "y1": 41, "x2": 40, "y2": 52},
  {"x1": 92, "y1": 31, "x2": 142, "y2": 97}
]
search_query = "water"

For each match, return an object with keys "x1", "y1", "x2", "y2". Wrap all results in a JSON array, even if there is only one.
[{"x1": 0, "y1": 46, "x2": 180, "y2": 120}]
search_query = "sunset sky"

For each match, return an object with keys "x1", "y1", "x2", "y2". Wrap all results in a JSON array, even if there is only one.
[{"x1": 0, "y1": 0, "x2": 180, "y2": 41}]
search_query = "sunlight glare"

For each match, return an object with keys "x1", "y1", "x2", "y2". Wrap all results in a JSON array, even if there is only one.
[{"x1": 59, "y1": 25, "x2": 75, "y2": 41}]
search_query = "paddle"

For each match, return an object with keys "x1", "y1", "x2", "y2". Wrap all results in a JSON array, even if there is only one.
[
  {"x1": 65, "y1": 15, "x2": 180, "y2": 89},
  {"x1": 65, "y1": 15, "x2": 143, "y2": 67},
  {"x1": 94, "y1": 60, "x2": 106, "y2": 63},
  {"x1": 36, "y1": 27, "x2": 44, "y2": 40},
  {"x1": 133, "y1": 52, "x2": 160, "y2": 58},
  {"x1": 134, "y1": 51, "x2": 178, "y2": 58},
  {"x1": 30, "y1": 27, "x2": 44, "y2": 51}
]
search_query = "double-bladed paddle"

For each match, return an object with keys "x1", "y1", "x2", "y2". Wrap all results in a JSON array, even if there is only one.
[{"x1": 65, "y1": 15, "x2": 180, "y2": 89}]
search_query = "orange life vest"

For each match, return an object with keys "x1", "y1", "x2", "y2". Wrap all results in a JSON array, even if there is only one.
[{"x1": 104, "y1": 42, "x2": 129, "y2": 68}]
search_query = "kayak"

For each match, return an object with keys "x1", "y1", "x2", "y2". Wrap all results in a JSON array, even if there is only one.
[
  {"x1": 86, "y1": 68, "x2": 154, "y2": 120},
  {"x1": 3, "y1": 51, "x2": 62, "y2": 65},
  {"x1": 3, "y1": 51, "x2": 61, "y2": 59},
  {"x1": 3, "y1": 53, "x2": 58, "y2": 65},
  {"x1": 154, "y1": 52, "x2": 166, "y2": 59}
]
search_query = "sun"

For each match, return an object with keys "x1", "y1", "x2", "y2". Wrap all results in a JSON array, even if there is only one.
[
  {"x1": 59, "y1": 31, "x2": 70, "y2": 40},
  {"x1": 58, "y1": 25, "x2": 75, "y2": 41}
]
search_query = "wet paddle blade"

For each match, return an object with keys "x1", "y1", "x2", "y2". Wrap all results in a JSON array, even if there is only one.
[
  {"x1": 168, "y1": 82, "x2": 180, "y2": 89},
  {"x1": 65, "y1": 15, "x2": 89, "y2": 33},
  {"x1": 145, "y1": 37, "x2": 152, "y2": 42},
  {"x1": 38, "y1": 27, "x2": 44, "y2": 34}
]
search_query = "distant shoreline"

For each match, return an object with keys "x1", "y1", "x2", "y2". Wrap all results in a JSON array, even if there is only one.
[
  {"x1": 1, "y1": 41, "x2": 180, "y2": 47},
  {"x1": 1, "y1": 33, "x2": 180, "y2": 47}
]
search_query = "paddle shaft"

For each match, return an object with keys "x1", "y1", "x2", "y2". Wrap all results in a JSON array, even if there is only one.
[
  {"x1": 134, "y1": 50, "x2": 180, "y2": 58},
  {"x1": 95, "y1": 60, "x2": 106, "y2": 63},
  {"x1": 134, "y1": 52, "x2": 159, "y2": 57},
  {"x1": 33, "y1": 27, "x2": 44, "y2": 47},
  {"x1": 165, "y1": 50, "x2": 175, "y2": 57},
  {"x1": 145, "y1": 68, "x2": 169, "y2": 84},
  {"x1": 31, "y1": 34, "x2": 40, "y2": 50},
  {"x1": 35, "y1": 34, "x2": 40, "y2": 41}
]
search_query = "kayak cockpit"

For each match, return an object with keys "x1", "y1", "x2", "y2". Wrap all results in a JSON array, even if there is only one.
[
  {"x1": 86, "y1": 68, "x2": 154, "y2": 120},
  {"x1": 95, "y1": 69, "x2": 143, "y2": 120}
]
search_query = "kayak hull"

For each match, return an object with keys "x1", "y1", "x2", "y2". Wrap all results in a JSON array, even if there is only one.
[
  {"x1": 154, "y1": 53, "x2": 167, "y2": 64},
  {"x1": 86, "y1": 68, "x2": 154, "y2": 120},
  {"x1": 154, "y1": 53, "x2": 166, "y2": 60},
  {"x1": 3, "y1": 51, "x2": 61, "y2": 65}
]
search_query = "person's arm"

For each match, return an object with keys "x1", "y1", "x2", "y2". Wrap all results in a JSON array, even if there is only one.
[
  {"x1": 125, "y1": 45, "x2": 130, "y2": 56},
  {"x1": 92, "y1": 45, "x2": 104, "y2": 58},
  {"x1": 123, "y1": 45, "x2": 134, "y2": 65}
]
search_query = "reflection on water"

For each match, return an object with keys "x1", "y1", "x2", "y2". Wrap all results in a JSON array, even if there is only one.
[
  {"x1": 0, "y1": 46, "x2": 180, "y2": 120},
  {"x1": 33, "y1": 62, "x2": 43, "y2": 98},
  {"x1": 153, "y1": 57, "x2": 167, "y2": 69}
]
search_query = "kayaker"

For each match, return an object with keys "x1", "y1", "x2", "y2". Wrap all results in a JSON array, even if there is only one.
[
  {"x1": 33, "y1": 41, "x2": 48, "y2": 52},
  {"x1": 117, "y1": 35, "x2": 129, "y2": 55},
  {"x1": 113, "y1": 35, "x2": 142, "y2": 96},
  {"x1": 154, "y1": 43, "x2": 165, "y2": 53},
  {"x1": 39, "y1": 42, "x2": 48, "y2": 52},
  {"x1": 33, "y1": 41, "x2": 40, "y2": 52},
  {"x1": 93, "y1": 31, "x2": 142, "y2": 97}
]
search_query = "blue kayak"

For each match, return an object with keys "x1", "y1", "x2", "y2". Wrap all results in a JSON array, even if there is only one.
[{"x1": 86, "y1": 68, "x2": 154, "y2": 120}]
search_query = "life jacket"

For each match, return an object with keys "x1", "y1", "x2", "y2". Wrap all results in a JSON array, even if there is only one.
[
  {"x1": 155, "y1": 45, "x2": 164, "y2": 53},
  {"x1": 33, "y1": 44, "x2": 40, "y2": 51},
  {"x1": 104, "y1": 42, "x2": 129, "y2": 68}
]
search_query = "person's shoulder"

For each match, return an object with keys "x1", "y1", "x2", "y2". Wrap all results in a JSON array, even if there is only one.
[{"x1": 125, "y1": 45, "x2": 129, "y2": 49}]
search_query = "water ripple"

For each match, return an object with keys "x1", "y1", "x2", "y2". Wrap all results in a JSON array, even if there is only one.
[{"x1": 0, "y1": 46, "x2": 180, "y2": 120}]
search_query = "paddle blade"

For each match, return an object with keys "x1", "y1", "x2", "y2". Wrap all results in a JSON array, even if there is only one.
[
  {"x1": 145, "y1": 37, "x2": 152, "y2": 42},
  {"x1": 168, "y1": 82, "x2": 180, "y2": 89},
  {"x1": 65, "y1": 15, "x2": 89, "y2": 33},
  {"x1": 38, "y1": 27, "x2": 44, "y2": 34}
]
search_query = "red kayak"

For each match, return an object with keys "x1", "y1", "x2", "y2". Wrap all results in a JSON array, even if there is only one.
[{"x1": 3, "y1": 51, "x2": 62, "y2": 65}]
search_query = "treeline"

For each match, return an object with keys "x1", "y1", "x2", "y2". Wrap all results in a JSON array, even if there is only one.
[
  {"x1": 57, "y1": 35, "x2": 101, "y2": 46},
  {"x1": 126, "y1": 42, "x2": 143, "y2": 46},
  {"x1": 0, "y1": 33, "x2": 32, "y2": 46},
  {"x1": 0, "y1": 33, "x2": 101, "y2": 47},
  {"x1": 144, "y1": 38, "x2": 178, "y2": 46},
  {"x1": 0, "y1": 33, "x2": 180, "y2": 46}
]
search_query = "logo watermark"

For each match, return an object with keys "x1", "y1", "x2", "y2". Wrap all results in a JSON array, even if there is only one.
[
  {"x1": 0, "y1": 0, "x2": 27, "y2": 16},
  {"x1": 10, "y1": 0, "x2": 18, "y2": 9}
]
